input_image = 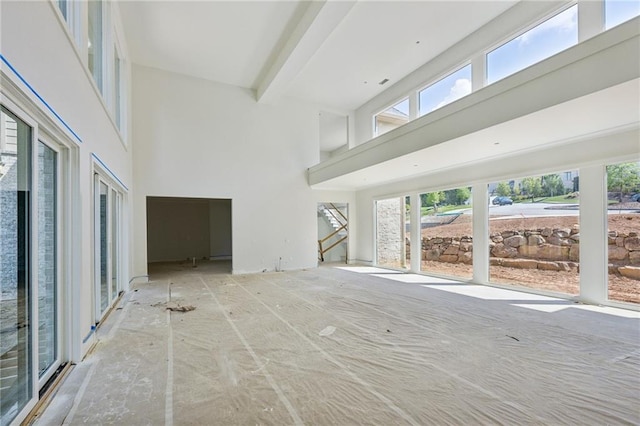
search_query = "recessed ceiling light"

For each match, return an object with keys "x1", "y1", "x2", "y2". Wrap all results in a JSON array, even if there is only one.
[
  {"x1": 413, "y1": 164, "x2": 418, "y2": 167},
  {"x1": 416, "y1": 41, "x2": 420, "y2": 44},
  {"x1": 494, "y1": 142, "x2": 500, "y2": 145},
  {"x1": 364, "y1": 81, "x2": 368, "y2": 84}
]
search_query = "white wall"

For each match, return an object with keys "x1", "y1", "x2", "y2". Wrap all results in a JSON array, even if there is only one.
[
  {"x1": 1, "y1": 1, "x2": 132, "y2": 360},
  {"x1": 132, "y1": 65, "x2": 323, "y2": 274}
]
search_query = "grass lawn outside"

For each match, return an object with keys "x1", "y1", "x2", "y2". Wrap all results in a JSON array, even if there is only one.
[{"x1": 420, "y1": 204, "x2": 471, "y2": 216}]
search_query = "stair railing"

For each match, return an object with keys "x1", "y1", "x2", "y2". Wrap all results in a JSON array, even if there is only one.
[{"x1": 318, "y1": 203, "x2": 348, "y2": 263}]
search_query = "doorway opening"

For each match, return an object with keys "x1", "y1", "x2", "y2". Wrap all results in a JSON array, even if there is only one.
[
  {"x1": 317, "y1": 203, "x2": 348, "y2": 263},
  {"x1": 146, "y1": 197, "x2": 232, "y2": 273}
]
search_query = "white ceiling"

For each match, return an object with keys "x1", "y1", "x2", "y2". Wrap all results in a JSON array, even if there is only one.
[
  {"x1": 118, "y1": 0, "x2": 517, "y2": 111},
  {"x1": 287, "y1": 0, "x2": 517, "y2": 110},
  {"x1": 119, "y1": 1, "x2": 304, "y2": 89}
]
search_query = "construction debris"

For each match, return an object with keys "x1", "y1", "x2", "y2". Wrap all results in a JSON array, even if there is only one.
[{"x1": 166, "y1": 303, "x2": 196, "y2": 312}]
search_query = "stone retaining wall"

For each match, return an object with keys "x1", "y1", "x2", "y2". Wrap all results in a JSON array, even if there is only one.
[{"x1": 411, "y1": 225, "x2": 640, "y2": 279}]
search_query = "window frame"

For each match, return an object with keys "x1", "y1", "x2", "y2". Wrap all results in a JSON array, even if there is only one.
[
  {"x1": 372, "y1": 97, "x2": 411, "y2": 137},
  {"x1": 35, "y1": 134, "x2": 64, "y2": 388},
  {"x1": 417, "y1": 62, "x2": 473, "y2": 118},
  {"x1": 92, "y1": 160, "x2": 126, "y2": 324},
  {"x1": 0, "y1": 96, "x2": 72, "y2": 425},
  {"x1": 484, "y1": 2, "x2": 579, "y2": 85},
  {"x1": 604, "y1": 0, "x2": 640, "y2": 29}
]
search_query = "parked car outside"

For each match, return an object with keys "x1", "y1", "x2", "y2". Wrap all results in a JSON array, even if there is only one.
[
  {"x1": 631, "y1": 193, "x2": 640, "y2": 202},
  {"x1": 492, "y1": 196, "x2": 513, "y2": 206}
]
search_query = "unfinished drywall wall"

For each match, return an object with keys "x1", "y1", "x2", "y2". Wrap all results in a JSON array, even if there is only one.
[
  {"x1": 209, "y1": 199, "x2": 232, "y2": 260},
  {"x1": 132, "y1": 65, "x2": 322, "y2": 274},
  {"x1": 147, "y1": 197, "x2": 210, "y2": 262},
  {"x1": 1, "y1": 1, "x2": 132, "y2": 360}
]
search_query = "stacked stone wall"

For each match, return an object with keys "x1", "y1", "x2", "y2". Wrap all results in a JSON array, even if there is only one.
[
  {"x1": 376, "y1": 199, "x2": 404, "y2": 266},
  {"x1": 411, "y1": 225, "x2": 640, "y2": 279}
]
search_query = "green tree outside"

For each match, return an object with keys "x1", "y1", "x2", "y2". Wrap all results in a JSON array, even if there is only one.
[
  {"x1": 421, "y1": 191, "x2": 444, "y2": 212},
  {"x1": 496, "y1": 181, "x2": 511, "y2": 196},
  {"x1": 521, "y1": 177, "x2": 543, "y2": 202},
  {"x1": 542, "y1": 174, "x2": 565, "y2": 197},
  {"x1": 455, "y1": 187, "x2": 471, "y2": 204},
  {"x1": 607, "y1": 163, "x2": 640, "y2": 199}
]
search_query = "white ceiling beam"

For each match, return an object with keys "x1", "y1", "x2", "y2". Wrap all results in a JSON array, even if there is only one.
[{"x1": 256, "y1": 0, "x2": 356, "y2": 104}]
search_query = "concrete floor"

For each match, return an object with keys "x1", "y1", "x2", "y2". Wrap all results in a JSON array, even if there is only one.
[{"x1": 35, "y1": 262, "x2": 640, "y2": 425}]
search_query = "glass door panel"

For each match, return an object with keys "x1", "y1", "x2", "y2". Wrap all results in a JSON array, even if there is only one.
[
  {"x1": 37, "y1": 142, "x2": 57, "y2": 377},
  {"x1": 0, "y1": 107, "x2": 33, "y2": 425},
  {"x1": 110, "y1": 189, "x2": 118, "y2": 300},
  {"x1": 99, "y1": 181, "x2": 109, "y2": 315}
]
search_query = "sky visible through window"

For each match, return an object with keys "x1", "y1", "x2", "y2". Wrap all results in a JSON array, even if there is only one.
[
  {"x1": 606, "y1": 0, "x2": 640, "y2": 29},
  {"x1": 487, "y1": 5, "x2": 578, "y2": 84},
  {"x1": 378, "y1": 2, "x2": 638, "y2": 128},
  {"x1": 390, "y1": 98, "x2": 409, "y2": 116},
  {"x1": 419, "y1": 65, "x2": 471, "y2": 116}
]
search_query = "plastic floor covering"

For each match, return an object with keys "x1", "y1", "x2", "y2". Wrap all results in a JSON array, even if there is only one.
[{"x1": 35, "y1": 262, "x2": 640, "y2": 425}]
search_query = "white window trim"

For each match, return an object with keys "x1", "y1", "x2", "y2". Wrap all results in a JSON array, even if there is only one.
[
  {"x1": 372, "y1": 97, "x2": 411, "y2": 137},
  {"x1": 416, "y1": 62, "x2": 472, "y2": 118},
  {"x1": 483, "y1": 2, "x2": 579, "y2": 59},
  {"x1": 0, "y1": 93, "x2": 77, "y2": 425},
  {"x1": 47, "y1": 0, "x2": 128, "y2": 149},
  {"x1": 484, "y1": 2, "x2": 579, "y2": 85}
]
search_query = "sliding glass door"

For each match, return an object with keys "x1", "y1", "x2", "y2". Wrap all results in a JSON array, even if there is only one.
[
  {"x1": 94, "y1": 176, "x2": 121, "y2": 323},
  {"x1": 111, "y1": 189, "x2": 119, "y2": 301},
  {"x1": 37, "y1": 142, "x2": 58, "y2": 379},
  {"x1": 1, "y1": 106, "x2": 62, "y2": 425},
  {"x1": 0, "y1": 106, "x2": 33, "y2": 425}
]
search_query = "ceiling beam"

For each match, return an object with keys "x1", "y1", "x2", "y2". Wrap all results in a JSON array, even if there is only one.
[{"x1": 256, "y1": 0, "x2": 356, "y2": 104}]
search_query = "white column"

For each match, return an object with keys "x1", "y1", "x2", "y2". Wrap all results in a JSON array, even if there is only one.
[
  {"x1": 472, "y1": 184, "x2": 489, "y2": 284},
  {"x1": 410, "y1": 193, "x2": 421, "y2": 272},
  {"x1": 578, "y1": 0, "x2": 604, "y2": 43},
  {"x1": 579, "y1": 165, "x2": 608, "y2": 304},
  {"x1": 400, "y1": 197, "x2": 407, "y2": 268},
  {"x1": 471, "y1": 54, "x2": 486, "y2": 92},
  {"x1": 409, "y1": 90, "x2": 419, "y2": 121}
]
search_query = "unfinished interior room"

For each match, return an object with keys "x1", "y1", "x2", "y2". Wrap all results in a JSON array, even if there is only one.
[{"x1": 1, "y1": 0, "x2": 639, "y2": 424}]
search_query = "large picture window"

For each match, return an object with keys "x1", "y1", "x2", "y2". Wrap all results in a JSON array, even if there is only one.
[
  {"x1": 486, "y1": 5, "x2": 578, "y2": 84},
  {"x1": 605, "y1": 161, "x2": 640, "y2": 304},
  {"x1": 114, "y1": 47, "x2": 123, "y2": 131},
  {"x1": 88, "y1": 0, "x2": 104, "y2": 94},
  {"x1": 419, "y1": 65, "x2": 472, "y2": 117},
  {"x1": 419, "y1": 187, "x2": 473, "y2": 280},
  {"x1": 374, "y1": 98, "x2": 409, "y2": 137},
  {"x1": 605, "y1": 0, "x2": 640, "y2": 29},
  {"x1": 488, "y1": 171, "x2": 580, "y2": 295}
]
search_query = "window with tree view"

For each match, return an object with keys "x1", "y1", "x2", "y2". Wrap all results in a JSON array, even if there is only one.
[
  {"x1": 606, "y1": 161, "x2": 640, "y2": 304},
  {"x1": 489, "y1": 171, "x2": 580, "y2": 295},
  {"x1": 419, "y1": 187, "x2": 473, "y2": 280}
]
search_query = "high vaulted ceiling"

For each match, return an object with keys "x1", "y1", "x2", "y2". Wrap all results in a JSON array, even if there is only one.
[{"x1": 119, "y1": 0, "x2": 518, "y2": 112}]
